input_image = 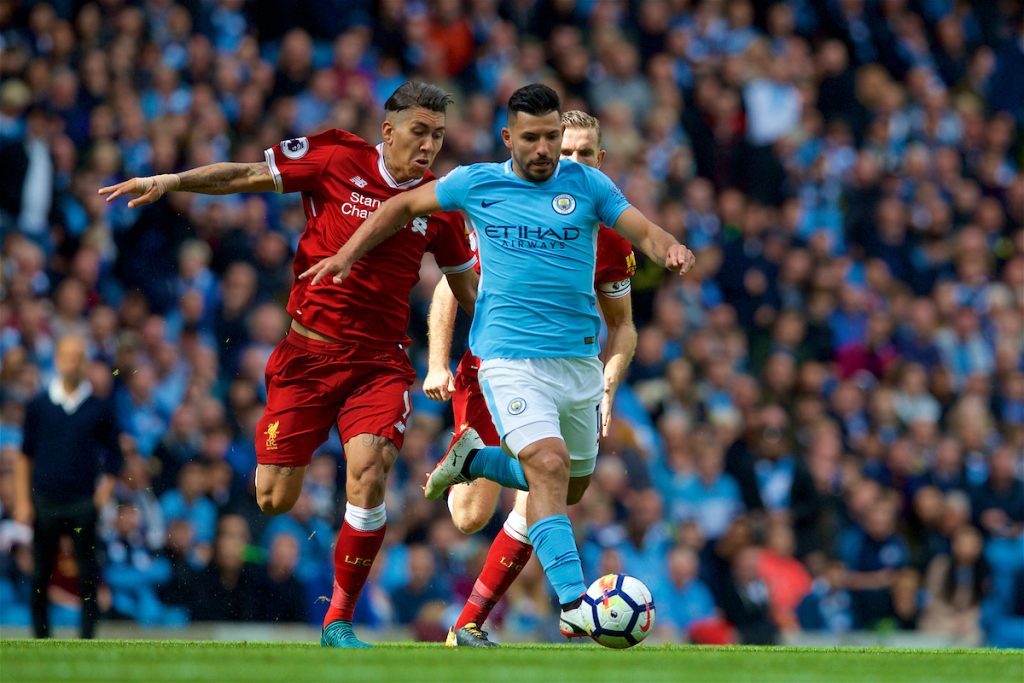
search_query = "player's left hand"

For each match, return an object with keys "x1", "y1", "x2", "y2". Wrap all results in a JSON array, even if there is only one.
[
  {"x1": 666, "y1": 244, "x2": 696, "y2": 275},
  {"x1": 600, "y1": 376, "x2": 618, "y2": 438},
  {"x1": 300, "y1": 253, "x2": 352, "y2": 286}
]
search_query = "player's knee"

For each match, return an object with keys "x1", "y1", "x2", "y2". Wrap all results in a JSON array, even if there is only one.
[
  {"x1": 256, "y1": 488, "x2": 297, "y2": 516},
  {"x1": 529, "y1": 449, "x2": 570, "y2": 483}
]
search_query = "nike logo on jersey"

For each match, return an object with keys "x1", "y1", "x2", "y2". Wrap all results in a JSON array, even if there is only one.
[{"x1": 481, "y1": 199, "x2": 506, "y2": 207}]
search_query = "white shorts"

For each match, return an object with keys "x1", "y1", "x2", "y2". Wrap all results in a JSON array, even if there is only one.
[{"x1": 477, "y1": 356, "x2": 604, "y2": 478}]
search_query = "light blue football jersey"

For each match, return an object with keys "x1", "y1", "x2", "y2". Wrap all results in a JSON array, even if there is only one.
[{"x1": 435, "y1": 158, "x2": 631, "y2": 359}]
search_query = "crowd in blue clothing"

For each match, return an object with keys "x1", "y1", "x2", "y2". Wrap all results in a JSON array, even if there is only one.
[{"x1": 1, "y1": 1, "x2": 1022, "y2": 645}]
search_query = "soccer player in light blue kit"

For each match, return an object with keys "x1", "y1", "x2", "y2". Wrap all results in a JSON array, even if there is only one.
[{"x1": 301, "y1": 84, "x2": 695, "y2": 638}]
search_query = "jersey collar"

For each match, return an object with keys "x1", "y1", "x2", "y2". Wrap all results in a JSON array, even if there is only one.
[
  {"x1": 48, "y1": 377, "x2": 93, "y2": 414},
  {"x1": 503, "y1": 158, "x2": 562, "y2": 183},
  {"x1": 376, "y1": 143, "x2": 425, "y2": 190}
]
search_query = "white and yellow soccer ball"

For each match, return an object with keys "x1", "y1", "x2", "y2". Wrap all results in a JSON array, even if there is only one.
[{"x1": 583, "y1": 574, "x2": 656, "y2": 649}]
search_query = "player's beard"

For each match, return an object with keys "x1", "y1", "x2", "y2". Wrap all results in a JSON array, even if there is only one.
[
  {"x1": 512, "y1": 146, "x2": 561, "y2": 183},
  {"x1": 518, "y1": 154, "x2": 556, "y2": 182}
]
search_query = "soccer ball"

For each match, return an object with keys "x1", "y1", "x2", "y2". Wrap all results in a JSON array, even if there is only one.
[{"x1": 583, "y1": 573, "x2": 656, "y2": 649}]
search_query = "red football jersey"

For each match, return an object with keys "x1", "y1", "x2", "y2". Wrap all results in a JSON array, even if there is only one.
[{"x1": 264, "y1": 130, "x2": 476, "y2": 347}]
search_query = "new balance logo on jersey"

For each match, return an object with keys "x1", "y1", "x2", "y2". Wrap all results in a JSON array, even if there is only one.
[
  {"x1": 410, "y1": 217, "x2": 428, "y2": 236},
  {"x1": 350, "y1": 176, "x2": 368, "y2": 188}
]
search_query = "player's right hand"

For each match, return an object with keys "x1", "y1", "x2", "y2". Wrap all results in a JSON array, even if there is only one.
[
  {"x1": 666, "y1": 243, "x2": 696, "y2": 275},
  {"x1": 299, "y1": 253, "x2": 352, "y2": 286},
  {"x1": 99, "y1": 174, "x2": 180, "y2": 208},
  {"x1": 423, "y1": 367, "x2": 456, "y2": 401}
]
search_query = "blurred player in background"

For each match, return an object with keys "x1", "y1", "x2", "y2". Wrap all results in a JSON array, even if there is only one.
[
  {"x1": 16, "y1": 334, "x2": 122, "y2": 639},
  {"x1": 422, "y1": 111, "x2": 638, "y2": 647},
  {"x1": 100, "y1": 82, "x2": 478, "y2": 648},
  {"x1": 300, "y1": 84, "x2": 693, "y2": 639}
]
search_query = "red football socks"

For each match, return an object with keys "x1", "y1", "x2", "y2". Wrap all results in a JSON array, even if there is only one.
[
  {"x1": 323, "y1": 520, "x2": 386, "y2": 627},
  {"x1": 455, "y1": 527, "x2": 534, "y2": 629}
]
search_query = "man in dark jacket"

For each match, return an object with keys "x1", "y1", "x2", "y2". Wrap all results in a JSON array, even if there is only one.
[{"x1": 14, "y1": 334, "x2": 123, "y2": 638}]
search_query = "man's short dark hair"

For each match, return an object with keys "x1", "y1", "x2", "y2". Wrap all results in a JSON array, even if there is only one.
[
  {"x1": 508, "y1": 83, "x2": 560, "y2": 118},
  {"x1": 384, "y1": 82, "x2": 453, "y2": 114}
]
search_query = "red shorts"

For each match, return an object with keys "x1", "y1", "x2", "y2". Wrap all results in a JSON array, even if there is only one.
[
  {"x1": 450, "y1": 349, "x2": 500, "y2": 448},
  {"x1": 256, "y1": 330, "x2": 416, "y2": 467}
]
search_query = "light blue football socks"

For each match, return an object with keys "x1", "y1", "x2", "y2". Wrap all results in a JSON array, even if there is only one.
[
  {"x1": 466, "y1": 446, "x2": 529, "y2": 491},
  {"x1": 528, "y1": 514, "x2": 587, "y2": 605}
]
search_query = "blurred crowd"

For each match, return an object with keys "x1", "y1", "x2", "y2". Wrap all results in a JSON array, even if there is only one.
[{"x1": 1, "y1": 0, "x2": 1023, "y2": 646}]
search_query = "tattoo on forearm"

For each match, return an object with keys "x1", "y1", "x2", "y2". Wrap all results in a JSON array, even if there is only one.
[{"x1": 177, "y1": 162, "x2": 268, "y2": 193}]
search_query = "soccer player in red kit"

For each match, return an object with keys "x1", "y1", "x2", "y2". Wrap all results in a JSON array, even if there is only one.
[
  {"x1": 422, "y1": 111, "x2": 638, "y2": 646},
  {"x1": 99, "y1": 82, "x2": 478, "y2": 648}
]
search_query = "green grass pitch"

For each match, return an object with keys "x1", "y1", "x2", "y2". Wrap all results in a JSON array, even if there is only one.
[{"x1": 1, "y1": 640, "x2": 1021, "y2": 683}]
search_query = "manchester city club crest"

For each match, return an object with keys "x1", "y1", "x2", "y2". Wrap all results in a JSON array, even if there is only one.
[
  {"x1": 507, "y1": 398, "x2": 527, "y2": 415},
  {"x1": 552, "y1": 193, "x2": 576, "y2": 215}
]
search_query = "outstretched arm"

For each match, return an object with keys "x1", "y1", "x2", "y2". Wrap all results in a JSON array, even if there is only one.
[
  {"x1": 596, "y1": 292, "x2": 637, "y2": 437},
  {"x1": 99, "y1": 162, "x2": 276, "y2": 208},
  {"x1": 300, "y1": 180, "x2": 443, "y2": 286},
  {"x1": 612, "y1": 207, "x2": 696, "y2": 275}
]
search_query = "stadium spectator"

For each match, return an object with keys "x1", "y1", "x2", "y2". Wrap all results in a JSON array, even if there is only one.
[
  {"x1": 920, "y1": 525, "x2": 989, "y2": 643},
  {"x1": 758, "y1": 519, "x2": 813, "y2": 630},
  {"x1": 796, "y1": 560, "x2": 854, "y2": 634},
  {"x1": 103, "y1": 503, "x2": 186, "y2": 627},
  {"x1": 838, "y1": 497, "x2": 911, "y2": 628},
  {"x1": 103, "y1": 453, "x2": 165, "y2": 552},
  {"x1": 970, "y1": 446, "x2": 1024, "y2": 538},
  {"x1": 662, "y1": 428, "x2": 744, "y2": 541},
  {"x1": 190, "y1": 515, "x2": 260, "y2": 622},
  {"x1": 159, "y1": 461, "x2": 217, "y2": 547},
  {"x1": 656, "y1": 545, "x2": 717, "y2": 637},
  {"x1": 717, "y1": 545, "x2": 780, "y2": 645},
  {"x1": 247, "y1": 533, "x2": 309, "y2": 624},
  {"x1": 391, "y1": 545, "x2": 448, "y2": 626},
  {"x1": 259, "y1": 490, "x2": 332, "y2": 589}
]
